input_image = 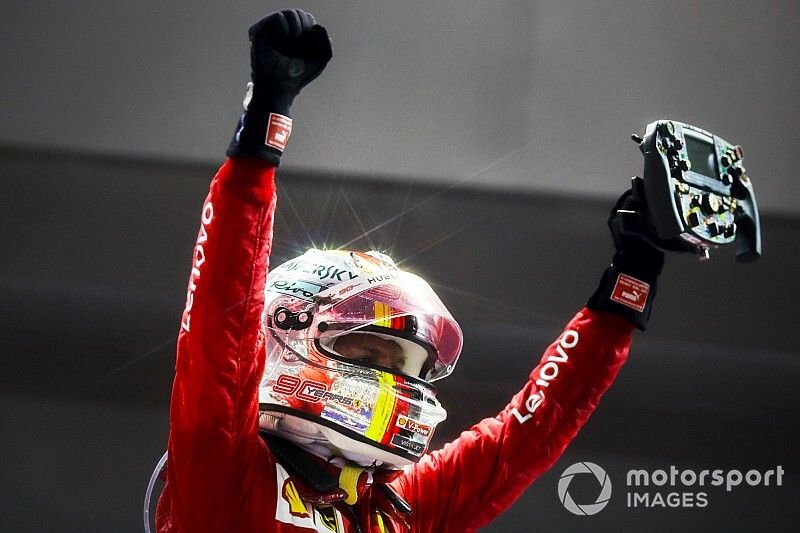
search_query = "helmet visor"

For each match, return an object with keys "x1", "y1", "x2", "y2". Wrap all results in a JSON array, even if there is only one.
[{"x1": 312, "y1": 271, "x2": 462, "y2": 380}]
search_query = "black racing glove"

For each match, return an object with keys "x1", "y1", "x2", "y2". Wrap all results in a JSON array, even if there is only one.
[
  {"x1": 587, "y1": 177, "x2": 693, "y2": 330},
  {"x1": 227, "y1": 9, "x2": 332, "y2": 165}
]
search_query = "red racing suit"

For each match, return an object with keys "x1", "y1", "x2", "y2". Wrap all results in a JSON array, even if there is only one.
[{"x1": 156, "y1": 157, "x2": 634, "y2": 532}]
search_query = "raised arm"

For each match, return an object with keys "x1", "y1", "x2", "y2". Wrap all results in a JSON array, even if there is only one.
[
  {"x1": 165, "y1": 157, "x2": 277, "y2": 530},
  {"x1": 160, "y1": 10, "x2": 331, "y2": 531},
  {"x1": 393, "y1": 308, "x2": 632, "y2": 532},
  {"x1": 393, "y1": 182, "x2": 672, "y2": 532}
]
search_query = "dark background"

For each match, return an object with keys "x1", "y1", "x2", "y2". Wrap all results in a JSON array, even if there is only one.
[
  {"x1": 1, "y1": 147, "x2": 797, "y2": 531},
  {"x1": 2, "y1": 0, "x2": 799, "y2": 531}
]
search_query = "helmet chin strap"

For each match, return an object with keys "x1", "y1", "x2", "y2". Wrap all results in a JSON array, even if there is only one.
[
  {"x1": 297, "y1": 440, "x2": 383, "y2": 470},
  {"x1": 261, "y1": 412, "x2": 385, "y2": 468}
]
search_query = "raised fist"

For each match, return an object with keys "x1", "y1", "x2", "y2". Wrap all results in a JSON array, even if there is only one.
[
  {"x1": 227, "y1": 9, "x2": 332, "y2": 165},
  {"x1": 248, "y1": 9, "x2": 332, "y2": 100}
]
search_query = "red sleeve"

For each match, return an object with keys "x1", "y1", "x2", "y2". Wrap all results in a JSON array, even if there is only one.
[
  {"x1": 391, "y1": 308, "x2": 634, "y2": 533},
  {"x1": 164, "y1": 157, "x2": 277, "y2": 532}
]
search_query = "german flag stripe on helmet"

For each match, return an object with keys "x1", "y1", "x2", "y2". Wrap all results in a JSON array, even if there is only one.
[{"x1": 373, "y1": 301, "x2": 409, "y2": 331}]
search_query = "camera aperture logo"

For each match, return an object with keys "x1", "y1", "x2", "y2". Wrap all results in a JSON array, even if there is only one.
[
  {"x1": 558, "y1": 462, "x2": 612, "y2": 515},
  {"x1": 558, "y1": 461, "x2": 785, "y2": 515}
]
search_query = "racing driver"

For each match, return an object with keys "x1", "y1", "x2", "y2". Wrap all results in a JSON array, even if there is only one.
[{"x1": 155, "y1": 9, "x2": 685, "y2": 532}]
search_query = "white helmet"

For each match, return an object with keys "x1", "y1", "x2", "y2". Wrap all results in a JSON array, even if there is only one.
[{"x1": 258, "y1": 249, "x2": 463, "y2": 468}]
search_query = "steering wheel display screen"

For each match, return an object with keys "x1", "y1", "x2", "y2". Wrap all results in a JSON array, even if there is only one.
[{"x1": 684, "y1": 134, "x2": 718, "y2": 178}]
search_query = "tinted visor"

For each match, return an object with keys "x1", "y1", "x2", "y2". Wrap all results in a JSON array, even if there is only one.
[{"x1": 312, "y1": 271, "x2": 463, "y2": 381}]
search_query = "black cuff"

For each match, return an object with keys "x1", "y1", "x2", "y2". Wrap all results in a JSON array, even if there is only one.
[
  {"x1": 226, "y1": 111, "x2": 284, "y2": 165},
  {"x1": 586, "y1": 249, "x2": 663, "y2": 331},
  {"x1": 226, "y1": 83, "x2": 295, "y2": 165}
]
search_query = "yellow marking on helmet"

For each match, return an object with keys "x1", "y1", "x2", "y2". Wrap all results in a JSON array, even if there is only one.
[
  {"x1": 374, "y1": 301, "x2": 392, "y2": 328},
  {"x1": 365, "y1": 371, "x2": 396, "y2": 442},
  {"x1": 338, "y1": 464, "x2": 364, "y2": 505}
]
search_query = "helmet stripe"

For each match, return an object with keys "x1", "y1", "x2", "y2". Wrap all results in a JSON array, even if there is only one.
[
  {"x1": 365, "y1": 371, "x2": 396, "y2": 442},
  {"x1": 374, "y1": 301, "x2": 392, "y2": 328}
]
